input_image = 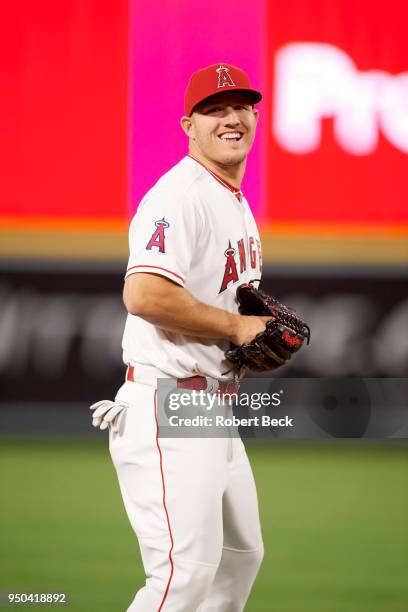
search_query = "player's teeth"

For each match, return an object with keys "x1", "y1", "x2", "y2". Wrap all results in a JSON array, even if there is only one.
[{"x1": 221, "y1": 133, "x2": 241, "y2": 141}]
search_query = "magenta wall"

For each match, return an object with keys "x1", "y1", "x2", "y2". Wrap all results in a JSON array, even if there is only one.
[{"x1": 129, "y1": 0, "x2": 266, "y2": 215}]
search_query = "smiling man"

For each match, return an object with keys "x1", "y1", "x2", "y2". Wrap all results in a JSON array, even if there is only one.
[{"x1": 91, "y1": 63, "x2": 267, "y2": 611}]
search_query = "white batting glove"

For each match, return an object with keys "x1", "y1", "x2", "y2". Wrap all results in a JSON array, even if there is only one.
[{"x1": 89, "y1": 400, "x2": 128, "y2": 433}]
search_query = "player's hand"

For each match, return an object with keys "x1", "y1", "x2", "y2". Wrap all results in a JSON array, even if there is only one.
[
  {"x1": 89, "y1": 400, "x2": 128, "y2": 433},
  {"x1": 230, "y1": 315, "x2": 273, "y2": 346}
]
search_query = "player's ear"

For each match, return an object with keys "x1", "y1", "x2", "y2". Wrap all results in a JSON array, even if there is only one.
[
  {"x1": 180, "y1": 115, "x2": 194, "y2": 138},
  {"x1": 253, "y1": 108, "x2": 259, "y2": 123}
]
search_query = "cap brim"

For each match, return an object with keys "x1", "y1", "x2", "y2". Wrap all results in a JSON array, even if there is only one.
[{"x1": 190, "y1": 88, "x2": 262, "y2": 115}]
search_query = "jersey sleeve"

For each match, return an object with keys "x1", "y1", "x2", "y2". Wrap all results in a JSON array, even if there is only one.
[{"x1": 125, "y1": 189, "x2": 202, "y2": 287}]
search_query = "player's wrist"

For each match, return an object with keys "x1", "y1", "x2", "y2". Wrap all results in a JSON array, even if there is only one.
[{"x1": 227, "y1": 313, "x2": 248, "y2": 345}]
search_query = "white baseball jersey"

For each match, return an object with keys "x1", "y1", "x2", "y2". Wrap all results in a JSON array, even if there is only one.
[{"x1": 122, "y1": 155, "x2": 262, "y2": 380}]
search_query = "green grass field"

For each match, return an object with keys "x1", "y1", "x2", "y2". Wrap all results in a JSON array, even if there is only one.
[{"x1": 1, "y1": 440, "x2": 407, "y2": 611}]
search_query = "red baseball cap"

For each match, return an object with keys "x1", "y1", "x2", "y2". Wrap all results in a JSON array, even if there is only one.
[{"x1": 184, "y1": 63, "x2": 262, "y2": 116}]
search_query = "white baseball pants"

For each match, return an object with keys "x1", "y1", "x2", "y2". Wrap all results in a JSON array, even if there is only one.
[{"x1": 110, "y1": 375, "x2": 264, "y2": 611}]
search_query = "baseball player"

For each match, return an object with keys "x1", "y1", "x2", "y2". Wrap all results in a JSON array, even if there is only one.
[{"x1": 91, "y1": 63, "x2": 269, "y2": 611}]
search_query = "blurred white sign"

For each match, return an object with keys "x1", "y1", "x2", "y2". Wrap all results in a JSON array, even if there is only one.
[{"x1": 274, "y1": 42, "x2": 408, "y2": 155}]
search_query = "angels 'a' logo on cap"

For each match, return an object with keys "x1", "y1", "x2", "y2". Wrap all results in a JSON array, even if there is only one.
[{"x1": 216, "y1": 65, "x2": 236, "y2": 88}]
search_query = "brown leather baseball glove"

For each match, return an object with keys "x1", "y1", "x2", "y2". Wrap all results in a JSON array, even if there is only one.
[{"x1": 225, "y1": 281, "x2": 310, "y2": 373}]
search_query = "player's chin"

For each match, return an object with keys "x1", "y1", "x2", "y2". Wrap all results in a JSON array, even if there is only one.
[
  {"x1": 220, "y1": 151, "x2": 248, "y2": 166},
  {"x1": 223, "y1": 140, "x2": 252, "y2": 158},
  {"x1": 216, "y1": 144, "x2": 248, "y2": 164}
]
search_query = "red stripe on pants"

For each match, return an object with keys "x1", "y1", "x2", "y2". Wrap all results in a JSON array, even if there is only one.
[{"x1": 154, "y1": 389, "x2": 175, "y2": 610}]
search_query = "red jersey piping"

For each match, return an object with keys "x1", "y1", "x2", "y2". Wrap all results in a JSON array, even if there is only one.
[
  {"x1": 126, "y1": 264, "x2": 185, "y2": 283},
  {"x1": 188, "y1": 155, "x2": 243, "y2": 202}
]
